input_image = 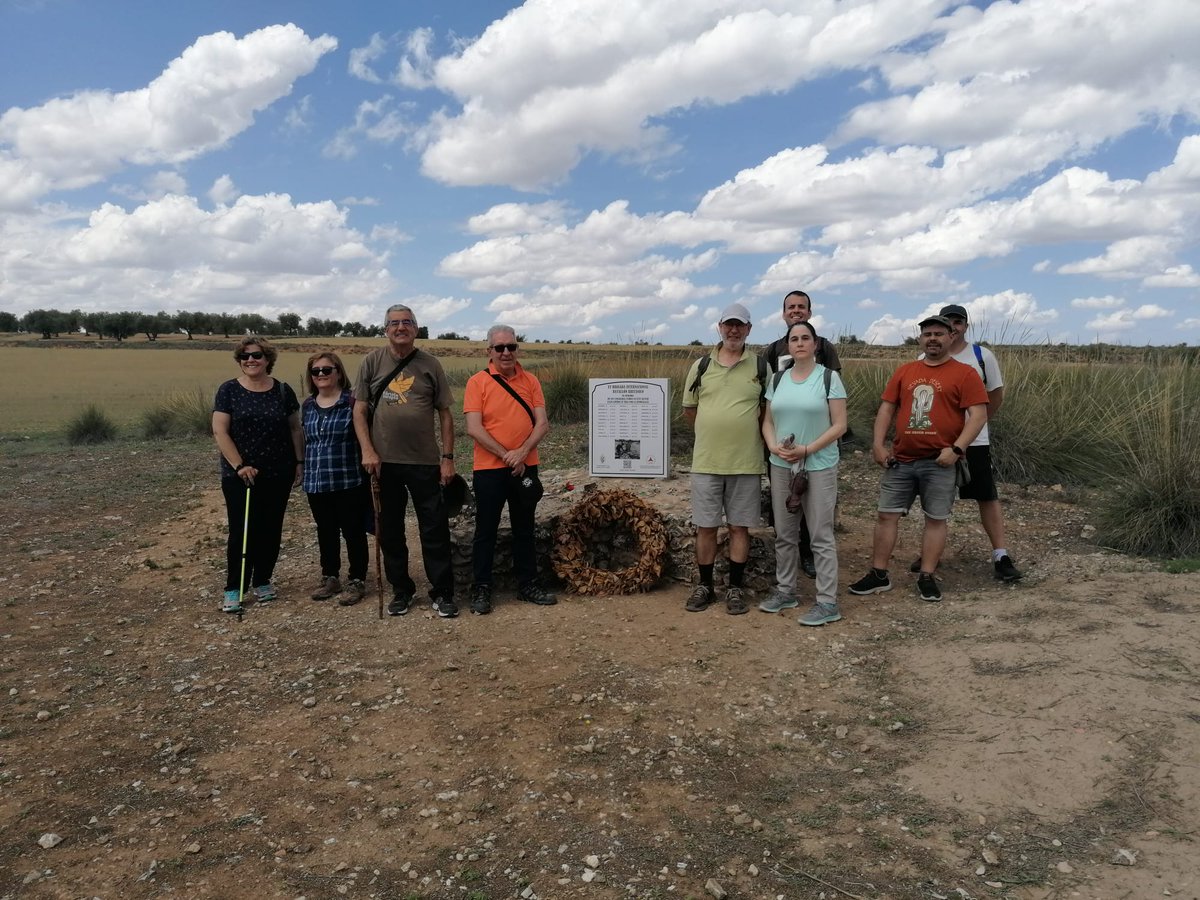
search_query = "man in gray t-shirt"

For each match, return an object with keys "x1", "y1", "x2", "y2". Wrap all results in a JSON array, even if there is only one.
[{"x1": 353, "y1": 304, "x2": 459, "y2": 617}]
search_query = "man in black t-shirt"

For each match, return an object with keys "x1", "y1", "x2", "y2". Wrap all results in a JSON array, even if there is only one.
[{"x1": 761, "y1": 290, "x2": 842, "y2": 374}]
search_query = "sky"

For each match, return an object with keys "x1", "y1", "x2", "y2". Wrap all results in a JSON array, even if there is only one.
[{"x1": 1, "y1": 0, "x2": 1199, "y2": 346}]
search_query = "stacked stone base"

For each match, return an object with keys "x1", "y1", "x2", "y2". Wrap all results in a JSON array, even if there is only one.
[{"x1": 448, "y1": 501, "x2": 777, "y2": 595}]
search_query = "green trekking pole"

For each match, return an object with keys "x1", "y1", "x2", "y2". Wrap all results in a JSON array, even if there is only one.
[{"x1": 237, "y1": 485, "x2": 251, "y2": 621}]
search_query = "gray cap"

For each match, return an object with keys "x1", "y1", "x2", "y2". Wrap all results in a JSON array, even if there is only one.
[
  {"x1": 918, "y1": 315, "x2": 954, "y2": 330},
  {"x1": 939, "y1": 303, "x2": 969, "y2": 321},
  {"x1": 719, "y1": 302, "x2": 752, "y2": 324}
]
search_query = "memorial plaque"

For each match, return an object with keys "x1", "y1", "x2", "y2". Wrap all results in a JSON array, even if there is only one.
[{"x1": 588, "y1": 378, "x2": 670, "y2": 478}]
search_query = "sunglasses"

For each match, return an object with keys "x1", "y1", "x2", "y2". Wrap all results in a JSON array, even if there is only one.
[
  {"x1": 237, "y1": 351, "x2": 265, "y2": 361},
  {"x1": 310, "y1": 366, "x2": 337, "y2": 377},
  {"x1": 386, "y1": 318, "x2": 417, "y2": 329},
  {"x1": 490, "y1": 343, "x2": 519, "y2": 353}
]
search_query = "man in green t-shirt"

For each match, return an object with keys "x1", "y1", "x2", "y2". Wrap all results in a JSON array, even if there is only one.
[{"x1": 681, "y1": 302, "x2": 766, "y2": 616}]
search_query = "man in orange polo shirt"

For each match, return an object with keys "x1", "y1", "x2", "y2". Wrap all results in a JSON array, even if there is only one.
[{"x1": 463, "y1": 325, "x2": 556, "y2": 614}]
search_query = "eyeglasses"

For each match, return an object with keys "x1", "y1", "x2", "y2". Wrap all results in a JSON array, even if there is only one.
[
  {"x1": 490, "y1": 343, "x2": 519, "y2": 353},
  {"x1": 386, "y1": 318, "x2": 417, "y2": 329},
  {"x1": 237, "y1": 351, "x2": 265, "y2": 361},
  {"x1": 310, "y1": 366, "x2": 337, "y2": 377}
]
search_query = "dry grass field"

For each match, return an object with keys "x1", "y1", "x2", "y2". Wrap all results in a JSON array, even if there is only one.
[{"x1": 0, "y1": 343, "x2": 498, "y2": 435}]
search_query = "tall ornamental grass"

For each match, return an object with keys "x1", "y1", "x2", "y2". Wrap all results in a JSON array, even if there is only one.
[
  {"x1": 67, "y1": 405, "x2": 118, "y2": 445},
  {"x1": 1094, "y1": 364, "x2": 1200, "y2": 558},
  {"x1": 986, "y1": 356, "x2": 1126, "y2": 484},
  {"x1": 141, "y1": 390, "x2": 213, "y2": 439},
  {"x1": 541, "y1": 359, "x2": 590, "y2": 424}
]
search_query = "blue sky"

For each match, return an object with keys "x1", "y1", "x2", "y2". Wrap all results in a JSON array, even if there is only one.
[{"x1": 2, "y1": 0, "x2": 1198, "y2": 345}]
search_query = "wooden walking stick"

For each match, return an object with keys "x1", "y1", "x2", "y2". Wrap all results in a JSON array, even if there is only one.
[{"x1": 371, "y1": 475, "x2": 384, "y2": 619}]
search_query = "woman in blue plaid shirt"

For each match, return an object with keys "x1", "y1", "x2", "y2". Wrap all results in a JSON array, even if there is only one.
[{"x1": 302, "y1": 352, "x2": 369, "y2": 606}]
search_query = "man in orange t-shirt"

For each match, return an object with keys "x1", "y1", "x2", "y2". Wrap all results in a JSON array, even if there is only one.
[
  {"x1": 463, "y1": 325, "x2": 555, "y2": 615},
  {"x1": 848, "y1": 315, "x2": 988, "y2": 604}
]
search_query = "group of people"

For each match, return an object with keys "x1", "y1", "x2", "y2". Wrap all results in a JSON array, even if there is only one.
[
  {"x1": 211, "y1": 292, "x2": 1022, "y2": 625},
  {"x1": 682, "y1": 291, "x2": 1022, "y2": 627},
  {"x1": 212, "y1": 305, "x2": 555, "y2": 618}
]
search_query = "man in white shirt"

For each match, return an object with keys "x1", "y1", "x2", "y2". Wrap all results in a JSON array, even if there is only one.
[{"x1": 923, "y1": 304, "x2": 1022, "y2": 582}]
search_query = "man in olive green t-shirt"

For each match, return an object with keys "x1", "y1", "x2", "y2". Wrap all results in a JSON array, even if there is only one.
[
  {"x1": 353, "y1": 304, "x2": 458, "y2": 619},
  {"x1": 680, "y1": 302, "x2": 766, "y2": 616}
]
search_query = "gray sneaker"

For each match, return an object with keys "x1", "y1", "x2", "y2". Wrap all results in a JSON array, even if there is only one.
[
  {"x1": 798, "y1": 603, "x2": 842, "y2": 627},
  {"x1": 725, "y1": 585, "x2": 749, "y2": 615},
  {"x1": 685, "y1": 584, "x2": 714, "y2": 612},
  {"x1": 758, "y1": 589, "x2": 799, "y2": 614}
]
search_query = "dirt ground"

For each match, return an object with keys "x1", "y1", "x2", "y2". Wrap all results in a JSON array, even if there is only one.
[{"x1": 1, "y1": 440, "x2": 1198, "y2": 900}]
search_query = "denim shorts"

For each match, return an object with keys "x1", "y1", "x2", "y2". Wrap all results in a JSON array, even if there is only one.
[
  {"x1": 691, "y1": 473, "x2": 762, "y2": 528},
  {"x1": 878, "y1": 458, "x2": 957, "y2": 520}
]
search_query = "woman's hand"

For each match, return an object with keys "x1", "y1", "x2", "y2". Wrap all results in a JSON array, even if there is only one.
[
  {"x1": 237, "y1": 464, "x2": 259, "y2": 486},
  {"x1": 293, "y1": 462, "x2": 304, "y2": 487},
  {"x1": 775, "y1": 442, "x2": 805, "y2": 463}
]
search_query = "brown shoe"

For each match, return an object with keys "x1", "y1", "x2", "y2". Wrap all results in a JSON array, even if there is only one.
[
  {"x1": 311, "y1": 575, "x2": 341, "y2": 601},
  {"x1": 338, "y1": 579, "x2": 365, "y2": 606}
]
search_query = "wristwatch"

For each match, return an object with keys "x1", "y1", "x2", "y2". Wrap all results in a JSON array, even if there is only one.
[
  {"x1": 441, "y1": 453, "x2": 454, "y2": 460},
  {"x1": 951, "y1": 445, "x2": 965, "y2": 456}
]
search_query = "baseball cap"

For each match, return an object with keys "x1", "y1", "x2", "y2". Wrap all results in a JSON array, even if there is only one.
[
  {"x1": 939, "y1": 303, "x2": 969, "y2": 321},
  {"x1": 917, "y1": 315, "x2": 954, "y2": 330},
  {"x1": 719, "y1": 302, "x2": 752, "y2": 324}
]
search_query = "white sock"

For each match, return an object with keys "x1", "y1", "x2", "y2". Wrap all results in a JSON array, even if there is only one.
[{"x1": 992, "y1": 549, "x2": 1008, "y2": 562}]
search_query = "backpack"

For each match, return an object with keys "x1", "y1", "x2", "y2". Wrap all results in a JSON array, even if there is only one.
[
  {"x1": 972, "y1": 342, "x2": 987, "y2": 386},
  {"x1": 688, "y1": 353, "x2": 770, "y2": 403}
]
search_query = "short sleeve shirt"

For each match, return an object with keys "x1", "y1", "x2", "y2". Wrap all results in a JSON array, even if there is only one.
[
  {"x1": 463, "y1": 362, "x2": 545, "y2": 471},
  {"x1": 883, "y1": 359, "x2": 988, "y2": 462},
  {"x1": 301, "y1": 391, "x2": 364, "y2": 493},
  {"x1": 951, "y1": 344, "x2": 1003, "y2": 446},
  {"x1": 354, "y1": 347, "x2": 452, "y2": 465},
  {"x1": 213, "y1": 378, "x2": 300, "y2": 479},
  {"x1": 764, "y1": 365, "x2": 846, "y2": 472},
  {"x1": 682, "y1": 345, "x2": 765, "y2": 475}
]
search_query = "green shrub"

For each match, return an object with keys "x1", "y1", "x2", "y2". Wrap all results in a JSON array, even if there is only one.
[
  {"x1": 542, "y1": 363, "x2": 590, "y2": 424},
  {"x1": 1095, "y1": 365, "x2": 1200, "y2": 558},
  {"x1": 140, "y1": 405, "x2": 174, "y2": 439},
  {"x1": 141, "y1": 390, "x2": 213, "y2": 439},
  {"x1": 67, "y1": 405, "x2": 118, "y2": 445},
  {"x1": 841, "y1": 360, "x2": 892, "y2": 444}
]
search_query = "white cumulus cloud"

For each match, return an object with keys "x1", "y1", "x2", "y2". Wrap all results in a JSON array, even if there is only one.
[
  {"x1": 414, "y1": 0, "x2": 954, "y2": 189},
  {"x1": 0, "y1": 25, "x2": 336, "y2": 208},
  {"x1": 1069, "y1": 295, "x2": 1124, "y2": 309}
]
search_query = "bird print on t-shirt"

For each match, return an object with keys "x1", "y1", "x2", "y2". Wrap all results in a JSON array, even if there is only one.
[{"x1": 384, "y1": 373, "x2": 415, "y2": 405}]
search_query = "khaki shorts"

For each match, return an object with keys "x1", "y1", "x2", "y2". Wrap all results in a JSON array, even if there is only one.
[{"x1": 691, "y1": 473, "x2": 761, "y2": 528}]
